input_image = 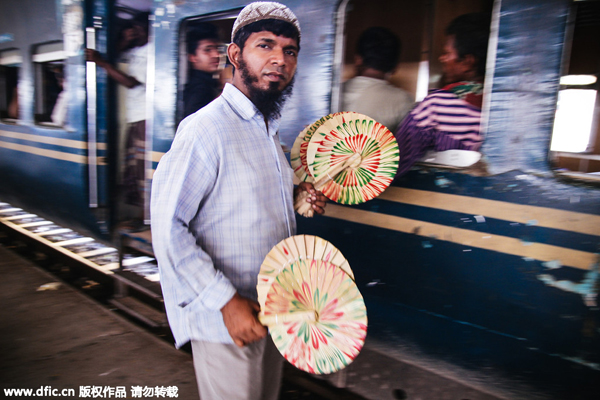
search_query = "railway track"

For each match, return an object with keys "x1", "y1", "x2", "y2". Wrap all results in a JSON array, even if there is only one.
[{"x1": 0, "y1": 201, "x2": 167, "y2": 329}]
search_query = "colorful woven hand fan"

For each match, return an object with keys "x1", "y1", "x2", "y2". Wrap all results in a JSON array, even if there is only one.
[
  {"x1": 257, "y1": 235, "x2": 353, "y2": 309},
  {"x1": 257, "y1": 235, "x2": 366, "y2": 374},
  {"x1": 260, "y1": 258, "x2": 367, "y2": 374},
  {"x1": 293, "y1": 112, "x2": 399, "y2": 217},
  {"x1": 307, "y1": 112, "x2": 399, "y2": 204}
]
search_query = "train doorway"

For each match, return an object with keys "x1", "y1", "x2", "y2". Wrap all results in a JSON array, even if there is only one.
[{"x1": 86, "y1": 0, "x2": 153, "y2": 230}]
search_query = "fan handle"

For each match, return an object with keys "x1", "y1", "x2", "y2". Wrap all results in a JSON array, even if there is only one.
[{"x1": 294, "y1": 153, "x2": 361, "y2": 217}]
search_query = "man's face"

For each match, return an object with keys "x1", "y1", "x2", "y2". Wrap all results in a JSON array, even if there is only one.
[
  {"x1": 189, "y1": 39, "x2": 221, "y2": 73},
  {"x1": 237, "y1": 31, "x2": 298, "y2": 94},
  {"x1": 439, "y1": 35, "x2": 470, "y2": 85},
  {"x1": 131, "y1": 24, "x2": 149, "y2": 48}
]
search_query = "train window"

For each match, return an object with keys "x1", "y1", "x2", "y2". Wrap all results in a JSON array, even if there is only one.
[
  {"x1": 32, "y1": 41, "x2": 67, "y2": 127},
  {"x1": 550, "y1": 1, "x2": 600, "y2": 177},
  {"x1": 334, "y1": 0, "x2": 493, "y2": 172},
  {"x1": 333, "y1": 0, "x2": 429, "y2": 124},
  {"x1": 0, "y1": 48, "x2": 21, "y2": 122},
  {"x1": 176, "y1": 11, "x2": 238, "y2": 124},
  {"x1": 551, "y1": 86, "x2": 596, "y2": 153}
]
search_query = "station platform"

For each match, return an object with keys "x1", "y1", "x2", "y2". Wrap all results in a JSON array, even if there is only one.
[
  {"x1": 0, "y1": 242, "x2": 366, "y2": 400},
  {"x1": 0, "y1": 242, "x2": 510, "y2": 400},
  {"x1": 0, "y1": 244, "x2": 200, "y2": 399}
]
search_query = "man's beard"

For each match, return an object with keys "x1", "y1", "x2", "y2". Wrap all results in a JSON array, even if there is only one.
[{"x1": 238, "y1": 57, "x2": 294, "y2": 120}]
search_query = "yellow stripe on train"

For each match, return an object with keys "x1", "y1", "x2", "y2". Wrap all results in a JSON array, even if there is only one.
[
  {"x1": 0, "y1": 129, "x2": 107, "y2": 150},
  {"x1": 0, "y1": 141, "x2": 93, "y2": 164},
  {"x1": 324, "y1": 203, "x2": 598, "y2": 271},
  {"x1": 379, "y1": 187, "x2": 600, "y2": 237},
  {"x1": 0, "y1": 133, "x2": 166, "y2": 166}
]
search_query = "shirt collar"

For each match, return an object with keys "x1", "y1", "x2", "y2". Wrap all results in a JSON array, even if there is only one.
[{"x1": 221, "y1": 83, "x2": 281, "y2": 137}]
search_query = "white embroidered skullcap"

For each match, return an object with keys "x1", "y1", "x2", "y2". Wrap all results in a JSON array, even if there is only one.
[{"x1": 231, "y1": 2, "x2": 300, "y2": 42}]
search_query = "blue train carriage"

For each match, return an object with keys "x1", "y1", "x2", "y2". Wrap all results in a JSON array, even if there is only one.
[
  {"x1": 0, "y1": 0, "x2": 113, "y2": 236},
  {"x1": 149, "y1": 0, "x2": 600, "y2": 396},
  {"x1": 146, "y1": 0, "x2": 600, "y2": 396}
]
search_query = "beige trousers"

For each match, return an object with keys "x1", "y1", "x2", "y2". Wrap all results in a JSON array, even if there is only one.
[{"x1": 191, "y1": 337, "x2": 284, "y2": 400}]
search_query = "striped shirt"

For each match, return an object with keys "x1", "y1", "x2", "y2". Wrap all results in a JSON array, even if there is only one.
[
  {"x1": 151, "y1": 83, "x2": 296, "y2": 347},
  {"x1": 394, "y1": 84, "x2": 483, "y2": 177}
]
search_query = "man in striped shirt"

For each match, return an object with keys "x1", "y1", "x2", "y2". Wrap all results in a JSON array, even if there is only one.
[{"x1": 394, "y1": 13, "x2": 491, "y2": 177}]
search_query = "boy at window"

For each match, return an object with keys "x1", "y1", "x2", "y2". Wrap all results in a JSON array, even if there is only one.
[{"x1": 182, "y1": 23, "x2": 222, "y2": 119}]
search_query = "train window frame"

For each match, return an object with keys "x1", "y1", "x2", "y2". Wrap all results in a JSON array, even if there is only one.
[
  {"x1": 31, "y1": 41, "x2": 67, "y2": 129},
  {"x1": 549, "y1": 0, "x2": 600, "y2": 181},
  {"x1": 0, "y1": 48, "x2": 22, "y2": 123},
  {"x1": 175, "y1": 9, "x2": 239, "y2": 125},
  {"x1": 332, "y1": 0, "x2": 495, "y2": 174}
]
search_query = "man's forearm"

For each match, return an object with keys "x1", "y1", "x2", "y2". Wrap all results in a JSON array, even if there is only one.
[{"x1": 100, "y1": 62, "x2": 140, "y2": 89}]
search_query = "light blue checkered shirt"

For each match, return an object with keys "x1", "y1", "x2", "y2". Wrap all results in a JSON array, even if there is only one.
[{"x1": 151, "y1": 84, "x2": 296, "y2": 347}]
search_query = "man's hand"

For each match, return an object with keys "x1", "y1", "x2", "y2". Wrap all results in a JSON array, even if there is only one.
[
  {"x1": 85, "y1": 49, "x2": 140, "y2": 89},
  {"x1": 221, "y1": 292, "x2": 267, "y2": 347},
  {"x1": 85, "y1": 49, "x2": 105, "y2": 66},
  {"x1": 295, "y1": 182, "x2": 328, "y2": 215}
]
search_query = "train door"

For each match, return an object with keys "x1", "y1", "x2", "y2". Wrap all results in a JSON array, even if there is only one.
[{"x1": 85, "y1": 0, "x2": 154, "y2": 230}]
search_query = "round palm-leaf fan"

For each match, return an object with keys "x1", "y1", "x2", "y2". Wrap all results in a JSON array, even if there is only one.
[
  {"x1": 306, "y1": 112, "x2": 399, "y2": 205},
  {"x1": 262, "y1": 258, "x2": 367, "y2": 374},
  {"x1": 257, "y1": 235, "x2": 353, "y2": 310}
]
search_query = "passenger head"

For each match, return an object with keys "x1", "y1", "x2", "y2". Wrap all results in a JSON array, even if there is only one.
[
  {"x1": 187, "y1": 23, "x2": 221, "y2": 73},
  {"x1": 130, "y1": 11, "x2": 150, "y2": 47},
  {"x1": 117, "y1": 20, "x2": 136, "y2": 52},
  {"x1": 227, "y1": 2, "x2": 301, "y2": 119},
  {"x1": 231, "y1": 1, "x2": 300, "y2": 49},
  {"x1": 53, "y1": 66, "x2": 64, "y2": 89},
  {"x1": 356, "y1": 27, "x2": 401, "y2": 75},
  {"x1": 440, "y1": 13, "x2": 490, "y2": 84}
]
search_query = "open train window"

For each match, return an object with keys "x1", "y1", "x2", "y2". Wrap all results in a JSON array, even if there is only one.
[
  {"x1": 550, "y1": 1, "x2": 600, "y2": 178},
  {"x1": 332, "y1": 0, "x2": 429, "y2": 126},
  {"x1": 334, "y1": 0, "x2": 493, "y2": 172},
  {"x1": 0, "y1": 48, "x2": 21, "y2": 122},
  {"x1": 32, "y1": 41, "x2": 67, "y2": 127},
  {"x1": 176, "y1": 10, "x2": 238, "y2": 124}
]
